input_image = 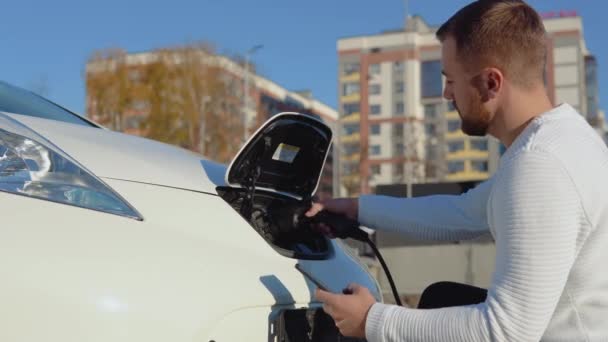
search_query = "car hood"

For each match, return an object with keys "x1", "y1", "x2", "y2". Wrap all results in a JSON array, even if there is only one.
[{"x1": 4, "y1": 113, "x2": 226, "y2": 194}]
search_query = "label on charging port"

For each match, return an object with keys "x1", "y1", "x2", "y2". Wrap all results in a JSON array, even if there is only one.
[{"x1": 272, "y1": 143, "x2": 300, "y2": 163}]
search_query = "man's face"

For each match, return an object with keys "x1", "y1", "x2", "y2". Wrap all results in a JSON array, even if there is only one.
[{"x1": 441, "y1": 37, "x2": 492, "y2": 136}]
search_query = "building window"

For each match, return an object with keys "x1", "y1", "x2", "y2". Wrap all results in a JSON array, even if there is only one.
[
  {"x1": 393, "y1": 123, "x2": 404, "y2": 137},
  {"x1": 343, "y1": 144, "x2": 359, "y2": 156},
  {"x1": 370, "y1": 145, "x2": 381, "y2": 156},
  {"x1": 471, "y1": 139, "x2": 488, "y2": 151},
  {"x1": 393, "y1": 61, "x2": 404, "y2": 72},
  {"x1": 343, "y1": 163, "x2": 359, "y2": 175},
  {"x1": 447, "y1": 119, "x2": 460, "y2": 133},
  {"x1": 426, "y1": 144, "x2": 438, "y2": 159},
  {"x1": 585, "y1": 56, "x2": 599, "y2": 117},
  {"x1": 448, "y1": 161, "x2": 465, "y2": 173},
  {"x1": 343, "y1": 123, "x2": 360, "y2": 135},
  {"x1": 369, "y1": 64, "x2": 381, "y2": 75},
  {"x1": 395, "y1": 81, "x2": 405, "y2": 93},
  {"x1": 394, "y1": 143, "x2": 404, "y2": 156},
  {"x1": 395, "y1": 102, "x2": 405, "y2": 115},
  {"x1": 499, "y1": 144, "x2": 507, "y2": 155},
  {"x1": 370, "y1": 124, "x2": 381, "y2": 135},
  {"x1": 370, "y1": 164, "x2": 381, "y2": 175},
  {"x1": 425, "y1": 123, "x2": 436, "y2": 135},
  {"x1": 472, "y1": 160, "x2": 489, "y2": 172},
  {"x1": 448, "y1": 141, "x2": 465, "y2": 153},
  {"x1": 421, "y1": 60, "x2": 443, "y2": 98},
  {"x1": 394, "y1": 163, "x2": 404, "y2": 176},
  {"x1": 342, "y1": 82, "x2": 360, "y2": 96},
  {"x1": 448, "y1": 101, "x2": 456, "y2": 111},
  {"x1": 342, "y1": 102, "x2": 360, "y2": 116},
  {"x1": 424, "y1": 104, "x2": 438, "y2": 118},
  {"x1": 343, "y1": 62, "x2": 360, "y2": 75},
  {"x1": 370, "y1": 104, "x2": 382, "y2": 115},
  {"x1": 369, "y1": 84, "x2": 381, "y2": 95}
]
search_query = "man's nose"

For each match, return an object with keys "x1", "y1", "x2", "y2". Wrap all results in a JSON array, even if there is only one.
[{"x1": 443, "y1": 86, "x2": 453, "y2": 101}]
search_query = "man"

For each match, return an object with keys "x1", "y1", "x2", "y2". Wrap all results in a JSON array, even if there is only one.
[{"x1": 306, "y1": 0, "x2": 608, "y2": 341}]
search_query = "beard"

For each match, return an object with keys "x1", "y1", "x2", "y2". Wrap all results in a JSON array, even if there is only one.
[{"x1": 454, "y1": 90, "x2": 491, "y2": 136}]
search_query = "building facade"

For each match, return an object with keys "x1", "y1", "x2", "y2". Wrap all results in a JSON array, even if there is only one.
[{"x1": 337, "y1": 12, "x2": 600, "y2": 197}]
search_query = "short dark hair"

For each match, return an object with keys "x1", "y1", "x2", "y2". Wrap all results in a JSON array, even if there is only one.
[{"x1": 437, "y1": 0, "x2": 547, "y2": 87}]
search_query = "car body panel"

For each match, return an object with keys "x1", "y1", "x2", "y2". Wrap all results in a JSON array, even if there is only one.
[{"x1": 0, "y1": 178, "x2": 379, "y2": 341}]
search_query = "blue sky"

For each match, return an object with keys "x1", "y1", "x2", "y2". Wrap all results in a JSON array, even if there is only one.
[{"x1": 1, "y1": 0, "x2": 605, "y2": 115}]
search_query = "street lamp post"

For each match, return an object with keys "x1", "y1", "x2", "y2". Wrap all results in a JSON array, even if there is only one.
[{"x1": 242, "y1": 44, "x2": 263, "y2": 143}]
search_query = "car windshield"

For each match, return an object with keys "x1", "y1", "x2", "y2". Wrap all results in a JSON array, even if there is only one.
[{"x1": 0, "y1": 80, "x2": 96, "y2": 127}]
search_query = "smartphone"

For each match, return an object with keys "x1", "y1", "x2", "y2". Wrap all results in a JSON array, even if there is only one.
[{"x1": 295, "y1": 264, "x2": 330, "y2": 291}]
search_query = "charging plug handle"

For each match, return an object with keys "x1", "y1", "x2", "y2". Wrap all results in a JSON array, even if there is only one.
[{"x1": 311, "y1": 211, "x2": 368, "y2": 242}]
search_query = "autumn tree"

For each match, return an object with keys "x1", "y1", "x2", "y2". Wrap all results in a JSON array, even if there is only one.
[
  {"x1": 86, "y1": 43, "x2": 246, "y2": 163},
  {"x1": 86, "y1": 48, "x2": 135, "y2": 131}
]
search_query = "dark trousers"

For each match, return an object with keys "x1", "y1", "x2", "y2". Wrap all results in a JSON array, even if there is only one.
[{"x1": 417, "y1": 281, "x2": 488, "y2": 309}]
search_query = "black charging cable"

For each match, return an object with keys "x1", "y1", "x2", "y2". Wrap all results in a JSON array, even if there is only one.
[
  {"x1": 310, "y1": 211, "x2": 403, "y2": 306},
  {"x1": 362, "y1": 234, "x2": 402, "y2": 306}
]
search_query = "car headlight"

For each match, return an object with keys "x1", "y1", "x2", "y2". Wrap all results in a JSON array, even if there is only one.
[{"x1": 0, "y1": 112, "x2": 142, "y2": 220}]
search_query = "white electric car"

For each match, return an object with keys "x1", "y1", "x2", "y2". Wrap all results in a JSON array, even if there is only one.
[{"x1": 0, "y1": 80, "x2": 380, "y2": 342}]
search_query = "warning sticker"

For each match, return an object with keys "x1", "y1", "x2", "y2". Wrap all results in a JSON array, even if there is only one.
[{"x1": 272, "y1": 143, "x2": 300, "y2": 163}]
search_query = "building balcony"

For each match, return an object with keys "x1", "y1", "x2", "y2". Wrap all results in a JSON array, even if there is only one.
[
  {"x1": 340, "y1": 72, "x2": 360, "y2": 83},
  {"x1": 446, "y1": 171, "x2": 490, "y2": 182},
  {"x1": 445, "y1": 159, "x2": 490, "y2": 182},
  {"x1": 447, "y1": 150, "x2": 489, "y2": 160},
  {"x1": 445, "y1": 110, "x2": 460, "y2": 119},
  {"x1": 341, "y1": 173, "x2": 360, "y2": 184},
  {"x1": 341, "y1": 153, "x2": 361, "y2": 162},
  {"x1": 445, "y1": 130, "x2": 466, "y2": 139},
  {"x1": 341, "y1": 132, "x2": 360, "y2": 144},
  {"x1": 341, "y1": 113, "x2": 360, "y2": 124},
  {"x1": 341, "y1": 93, "x2": 360, "y2": 103}
]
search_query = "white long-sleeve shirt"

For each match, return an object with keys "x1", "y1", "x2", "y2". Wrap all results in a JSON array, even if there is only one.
[{"x1": 359, "y1": 104, "x2": 608, "y2": 341}]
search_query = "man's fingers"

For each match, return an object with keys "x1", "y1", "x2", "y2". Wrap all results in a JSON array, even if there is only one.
[
  {"x1": 348, "y1": 283, "x2": 366, "y2": 295},
  {"x1": 317, "y1": 289, "x2": 341, "y2": 320},
  {"x1": 315, "y1": 288, "x2": 338, "y2": 305},
  {"x1": 305, "y1": 202, "x2": 324, "y2": 217}
]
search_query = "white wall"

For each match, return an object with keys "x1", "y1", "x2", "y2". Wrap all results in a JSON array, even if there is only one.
[{"x1": 376, "y1": 243, "x2": 496, "y2": 295}]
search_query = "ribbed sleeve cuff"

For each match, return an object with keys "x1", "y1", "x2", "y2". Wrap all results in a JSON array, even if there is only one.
[{"x1": 365, "y1": 302, "x2": 394, "y2": 342}]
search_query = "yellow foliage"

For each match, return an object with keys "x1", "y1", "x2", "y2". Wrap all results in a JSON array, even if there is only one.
[{"x1": 86, "y1": 43, "x2": 245, "y2": 163}]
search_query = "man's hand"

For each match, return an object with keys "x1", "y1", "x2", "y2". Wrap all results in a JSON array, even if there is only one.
[
  {"x1": 315, "y1": 283, "x2": 376, "y2": 338},
  {"x1": 305, "y1": 198, "x2": 359, "y2": 237}
]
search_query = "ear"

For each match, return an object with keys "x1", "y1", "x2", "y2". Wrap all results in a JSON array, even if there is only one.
[{"x1": 484, "y1": 67, "x2": 503, "y2": 97}]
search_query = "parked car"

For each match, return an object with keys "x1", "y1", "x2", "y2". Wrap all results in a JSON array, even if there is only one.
[{"x1": 0, "y1": 80, "x2": 380, "y2": 341}]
